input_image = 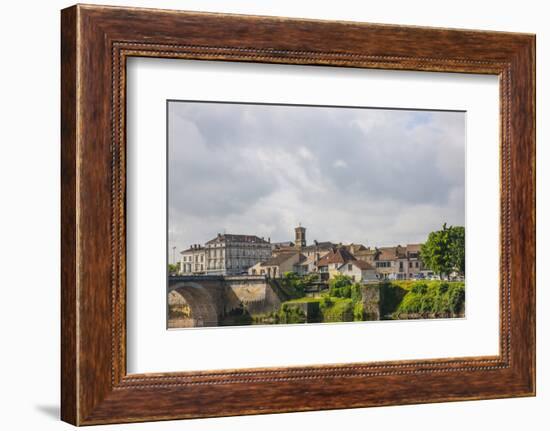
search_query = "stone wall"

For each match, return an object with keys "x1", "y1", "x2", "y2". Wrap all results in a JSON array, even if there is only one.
[
  {"x1": 167, "y1": 276, "x2": 283, "y2": 328},
  {"x1": 223, "y1": 276, "x2": 282, "y2": 316},
  {"x1": 167, "y1": 279, "x2": 225, "y2": 328},
  {"x1": 360, "y1": 284, "x2": 382, "y2": 321},
  {"x1": 167, "y1": 276, "x2": 383, "y2": 328}
]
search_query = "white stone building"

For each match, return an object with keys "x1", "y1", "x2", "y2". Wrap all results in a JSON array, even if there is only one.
[
  {"x1": 204, "y1": 233, "x2": 272, "y2": 275},
  {"x1": 337, "y1": 260, "x2": 378, "y2": 283},
  {"x1": 179, "y1": 244, "x2": 206, "y2": 274}
]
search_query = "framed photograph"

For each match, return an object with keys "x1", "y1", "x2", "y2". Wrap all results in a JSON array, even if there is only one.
[{"x1": 61, "y1": 4, "x2": 535, "y2": 425}]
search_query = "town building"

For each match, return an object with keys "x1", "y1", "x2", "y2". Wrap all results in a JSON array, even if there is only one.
[
  {"x1": 179, "y1": 244, "x2": 206, "y2": 274},
  {"x1": 301, "y1": 240, "x2": 336, "y2": 260},
  {"x1": 248, "y1": 252, "x2": 303, "y2": 278},
  {"x1": 343, "y1": 243, "x2": 367, "y2": 255},
  {"x1": 293, "y1": 253, "x2": 319, "y2": 275},
  {"x1": 294, "y1": 225, "x2": 306, "y2": 249},
  {"x1": 204, "y1": 233, "x2": 272, "y2": 275},
  {"x1": 374, "y1": 244, "x2": 424, "y2": 280},
  {"x1": 271, "y1": 241, "x2": 296, "y2": 256},
  {"x1": 351, "y1": 246, "x2": 378, "y2": 265},
  {"x1": 403, "y1": 244, "x2": 423, "y2": 278},
  {"x1": 316, "y1": 247, "x2": 357, "y2": 280},
  {"x1": 177, "y1": 224, "x2": 428, "y2": 281},
  {"x1": 271, "y1": 241, "x2": 294, "y2": 251},
  {"x1": 337, "y1": 259, "x2": 378, "y2": 283}
]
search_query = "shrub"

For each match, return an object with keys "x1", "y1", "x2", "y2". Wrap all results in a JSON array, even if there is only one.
[
  {"x1": 411, "y1": 282, "x2": 428, "y2": 295},
  {"x1": 397, "y1": 281, "x2": 465, "y2": 316},
  {"x1": 438, "y1": 282, "x2": 449, "y2": 294},
  {"x1": 321, "y1": 298, "x2": 353, "y2": 322},
  {"x1": 320, "y1": 294, "x2": 333, "y2": 309},
  {"x1": 379, "y1": 281, "x2": 407, "y2": 317},
  {"x1": 448, "y1": 283, "x2": 465, "y2": 314},
  {"x1": 340, "y1": 284, "x2": 351, "y2": 299},
  {"x1": 278, "y1": 303, "x2": 307, "y2": 324},
  {"x1": 353, "y1": 301, "x2": 365, "y2": 321},
  {"x1": 350, "y1": 284, "x2": 363, "y2": 303}
]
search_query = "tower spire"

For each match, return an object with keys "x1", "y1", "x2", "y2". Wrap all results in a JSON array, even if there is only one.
[{"x1": 295, "y1": 224, "x2": 306, "y2": 250}]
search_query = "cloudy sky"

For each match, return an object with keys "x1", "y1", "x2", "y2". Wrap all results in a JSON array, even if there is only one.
[{"x1": 168, "y1": 101, "x2": 465, "y2": 253}]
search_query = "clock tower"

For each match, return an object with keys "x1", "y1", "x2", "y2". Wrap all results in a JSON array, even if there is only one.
[{"x1": 294, "y1": 224, "x2": 306, "y2": 250}]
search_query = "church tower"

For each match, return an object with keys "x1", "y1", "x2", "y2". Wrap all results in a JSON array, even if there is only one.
[{"x1": 295, "y1": 225, "x2": 306, "y2": 250}]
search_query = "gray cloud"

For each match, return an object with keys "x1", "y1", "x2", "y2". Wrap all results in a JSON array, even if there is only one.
[{"x1": 168, "y1": 102, "x2": 465, "y2": 253}]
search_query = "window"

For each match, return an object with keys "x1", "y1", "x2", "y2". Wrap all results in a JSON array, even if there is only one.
[{"x1": 348, "y1": 264, "x2": 353, "y2": 271}]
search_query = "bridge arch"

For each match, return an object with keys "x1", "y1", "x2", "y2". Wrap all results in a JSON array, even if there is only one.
[{"x1": 168, "y1": 281, "x2": 220, "y2": 328}]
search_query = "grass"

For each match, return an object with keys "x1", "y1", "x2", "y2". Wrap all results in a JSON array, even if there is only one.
[
  {"x1": 320, "y1": 297, "x2": 354, "y2": 322},
  {"x1": 390, "y1": 279, "x2": 463, "y2": 291},
  {"x1": 277, "y1": 296, "x2": 355, "y2": 323},
  {"x1": 284, "y1": 297, "x2": 322, "y2": 304},
  {"x1": 394, "y1": 280, "x2": 465, "y2": 317}
]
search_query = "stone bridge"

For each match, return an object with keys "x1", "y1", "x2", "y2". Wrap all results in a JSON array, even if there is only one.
[{"x1": 167, "y1": 275, "x2": 282, "y2": 328}]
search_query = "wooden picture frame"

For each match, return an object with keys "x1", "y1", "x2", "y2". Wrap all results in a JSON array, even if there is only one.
[{"x1": 61, "y1": 4, "x2": 535, "y2": 425}]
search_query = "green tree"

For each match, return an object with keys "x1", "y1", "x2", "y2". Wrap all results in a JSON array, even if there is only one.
[
  {"x1": 448, "y1": 225, "x2": 465, "y2": 276},
  {"x1": 328, "y1": 274, "x2": 353, "y2": 297},
  {"x1": 278, "y1": 304, "x2": 306, "y2": 324},
  {"x1": 421, "y1": 223, "x2": 465, "y2": 279},
  {"x1": 320, "y1": 294, "x2": 333, "y2": 309},
  {"x1": 168, "y1": 263, "x2": 179, "y2": 275},
  {"x1": 281, "y1": 271, "x2": 306, "y2": 297}
]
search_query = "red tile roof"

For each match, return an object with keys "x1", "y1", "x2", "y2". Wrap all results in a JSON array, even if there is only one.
[
  {"x1": 317, "y1": 247, "x2": 356, "y2": 266},
  {"x1": 406, "y1": 244, "x2": 422, "y2": 254},
  {"x1": 348, "y1": 260, "x2": 375, "y2": 270},
  {"x1": 261, "y1": 252, "x2": 300, "y2": 267}
]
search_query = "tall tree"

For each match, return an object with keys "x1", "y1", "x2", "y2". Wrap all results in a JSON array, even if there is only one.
[
  {"x1": 168, "y1": 263, "x2": 179, "y2": 275},
  {"x1": 447, "y1": 225, "x2": 465, "y2": 276},
  {"x1": 421, "y1": 223, "x2": 465, "y2": 279}
]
